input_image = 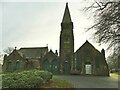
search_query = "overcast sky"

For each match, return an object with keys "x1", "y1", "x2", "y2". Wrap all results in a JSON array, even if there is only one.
[{"x1": 0, "y1": 0, "x2": 110, "y2": 57}]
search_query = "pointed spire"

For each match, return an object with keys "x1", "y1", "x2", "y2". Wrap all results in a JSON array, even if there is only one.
[{"x1": 62, "y1": 3, "x2": 72, "y2": 23}]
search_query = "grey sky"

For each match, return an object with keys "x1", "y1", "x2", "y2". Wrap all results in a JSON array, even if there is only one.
[{"x1": 0, "y1": 0, "x2": 109, "y2": 57}]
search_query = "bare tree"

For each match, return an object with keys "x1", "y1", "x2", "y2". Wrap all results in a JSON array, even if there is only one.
[
  {"x1": 3, "y1": 47, "x2": 14, "y2": 55},
  {"x1": 85, "y1": 1, "x2": 120, "y2": 55},
  {"x1": 0, "y1": 52, "x2": 4, "y2": 65},
  {"x1": 107, "y1": 52, "x2": 118, "y2": 70},
  {"x1": 0, "y1": 52, "x2": 3, "y2": 57},
  {"x1": 84, "y1": 1, "x2": 120, "y2": 70}
]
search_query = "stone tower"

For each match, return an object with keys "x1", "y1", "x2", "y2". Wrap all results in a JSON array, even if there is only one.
[{"x1": 59, "y1": 3, "x2": 74, "y2": 74}]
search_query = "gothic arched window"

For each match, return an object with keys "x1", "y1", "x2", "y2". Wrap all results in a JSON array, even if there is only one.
[
  {"x1": 7, "y1": 62, "x2": 12, "y2": 71},
  {"x1": 16, "y1": 61, "x2": 20, "y2": 70}
]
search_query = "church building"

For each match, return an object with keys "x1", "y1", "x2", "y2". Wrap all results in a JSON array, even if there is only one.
[{"x1": 2, "y1": 3, "x2": 109, "y2": 76}]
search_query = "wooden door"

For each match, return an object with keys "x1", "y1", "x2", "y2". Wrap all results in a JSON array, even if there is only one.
[{"x1": 63, "y1": 62, "x2": 70, "y2": 74}]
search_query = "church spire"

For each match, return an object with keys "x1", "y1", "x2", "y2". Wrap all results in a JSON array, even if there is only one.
[
  {"x1": 60, "y1": 3, "x2": 74, "y2": 74},
  {"x1": 62, "y1": 3, "x2": 72, "y2": 23}
]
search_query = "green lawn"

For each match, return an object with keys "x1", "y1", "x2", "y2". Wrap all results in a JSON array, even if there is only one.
[
  {"x1": 52, "y1": 78, "x2": 74, "y2": 88},
  {"x1": 41, "y1": 77, "x2": 75, "y2": 89}
]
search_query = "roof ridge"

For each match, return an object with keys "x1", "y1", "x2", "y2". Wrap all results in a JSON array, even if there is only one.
[
  {"x1": 75, "y1": 40, "x2": 96, "y2": 53},
  {"x1": 20, "y1": 47, "x2": 48, "y2": 49}
]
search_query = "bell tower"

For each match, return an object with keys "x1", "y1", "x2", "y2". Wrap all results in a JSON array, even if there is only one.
[{"x1": 59, "y1": 3, "x2": 74, "y2": 74}]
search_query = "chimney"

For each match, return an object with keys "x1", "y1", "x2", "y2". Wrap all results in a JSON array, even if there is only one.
[
  {"x1": 55, "y1": 50, "x2": 58, "y2": 56},
  {"x1": 101, "y1": 49, "x2": 105, "y2": 58}
]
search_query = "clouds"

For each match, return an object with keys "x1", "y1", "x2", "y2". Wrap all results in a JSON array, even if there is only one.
[
  {"x1": 1, "y1": 0, "x2": 95, "y2": 3},
  {"x1": 0, "y1": 3, "x2": 2, "y2": 52},
  {"x1": 1, "y1": 1, "x2": 107, "y2": 56},
  {"x1": 2, "y1": 2, "x2": 63, "y2": 51}
]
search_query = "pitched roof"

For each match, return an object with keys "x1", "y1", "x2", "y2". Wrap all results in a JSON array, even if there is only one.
[
  {"x1": 75, "y1": 40, "x2": 101, "y2": 55},
  {"x1": 62, "y1": 3, "x2": 72, "y2": 23},
  {"x1": 7, "y1": 49, "x2": 24, "y2": 59},
  {"x1": 18, "y1": 47, "x2": 48, "y2": 58},
  {"x1": 42, "y1": 50, "x2": 58, "y2": 62}
]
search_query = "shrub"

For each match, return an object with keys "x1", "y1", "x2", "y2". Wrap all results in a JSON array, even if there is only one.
[
  {"x1": 34, "y1": 70, "x2": 52, "y2": 83},
  {"x1": 2, "y1": 70, "x2": 53, "y2": 89}
]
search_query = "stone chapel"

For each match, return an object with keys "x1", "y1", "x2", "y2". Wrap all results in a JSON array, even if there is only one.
[{"x1": 2, "y1": 3, "x2": 109, "y2": 76}]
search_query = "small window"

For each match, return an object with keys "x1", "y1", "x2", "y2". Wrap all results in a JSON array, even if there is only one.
[
  {"x1": 7, "y1": 62, "x2": 12, "y2": 71},
  {"x1": 96, "y1": 60, "x2": 99, "y2": 68}
]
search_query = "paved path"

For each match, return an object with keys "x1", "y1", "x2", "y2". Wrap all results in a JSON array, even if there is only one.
[{"x1": 53, "y1": 75, "x2": 119, "y2": 88}]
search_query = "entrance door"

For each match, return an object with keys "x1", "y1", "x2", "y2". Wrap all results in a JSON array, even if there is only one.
[
  {"x1": 63, "y1": 62, "x2": 70, "y2": 74},
  {"x1": 85, "y1": 64, "x2": 92, "y2": 74}
]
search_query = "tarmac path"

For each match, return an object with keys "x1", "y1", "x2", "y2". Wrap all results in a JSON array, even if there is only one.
[{"x1": 53, "y1": 75, "x2": 119, "y2": 89}]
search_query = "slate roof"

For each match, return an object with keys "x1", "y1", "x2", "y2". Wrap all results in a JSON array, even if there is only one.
[
  {"x1": 7, "y1": 49, "x2": 23, "y2": 59},
  {"x1": 18, "y1": 47, "x2": 48, "y2": 58},
  {"x1": 75, "y1": 40, "x2": 102, "y2": 55},
  {"x1": 42, "y1": 50, "x2": 58, "y2": 62}
]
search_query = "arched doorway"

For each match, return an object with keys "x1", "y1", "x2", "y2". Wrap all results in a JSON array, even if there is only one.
[
  {"x1": 42, "y1": 59, "x2": 50, "y2": 71},
  {"x1": 16, "y1": 62, "x2": 20, "y2": 70},
  {"x1": 51, "y1": 59, "x2": 59, "y2": 74},
  {"x1": 85, "y1": 63, "x2": 92, "y2": 75},
  {"x1": 63, "y1": 61, "x2": 70, "y2": 74}
]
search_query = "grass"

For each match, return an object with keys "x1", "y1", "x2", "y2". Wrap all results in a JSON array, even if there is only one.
[
  {"x1": 52, "y1": 78, "x2": 74, "y2": 88},
  {"x1": 41, "y1": 78, "x2": 75, "y2": 89}
]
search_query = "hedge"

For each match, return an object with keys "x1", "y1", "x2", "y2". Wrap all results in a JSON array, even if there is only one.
[{"x1": 2, "y1": 70, "x2": 53, "y2": 89}]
